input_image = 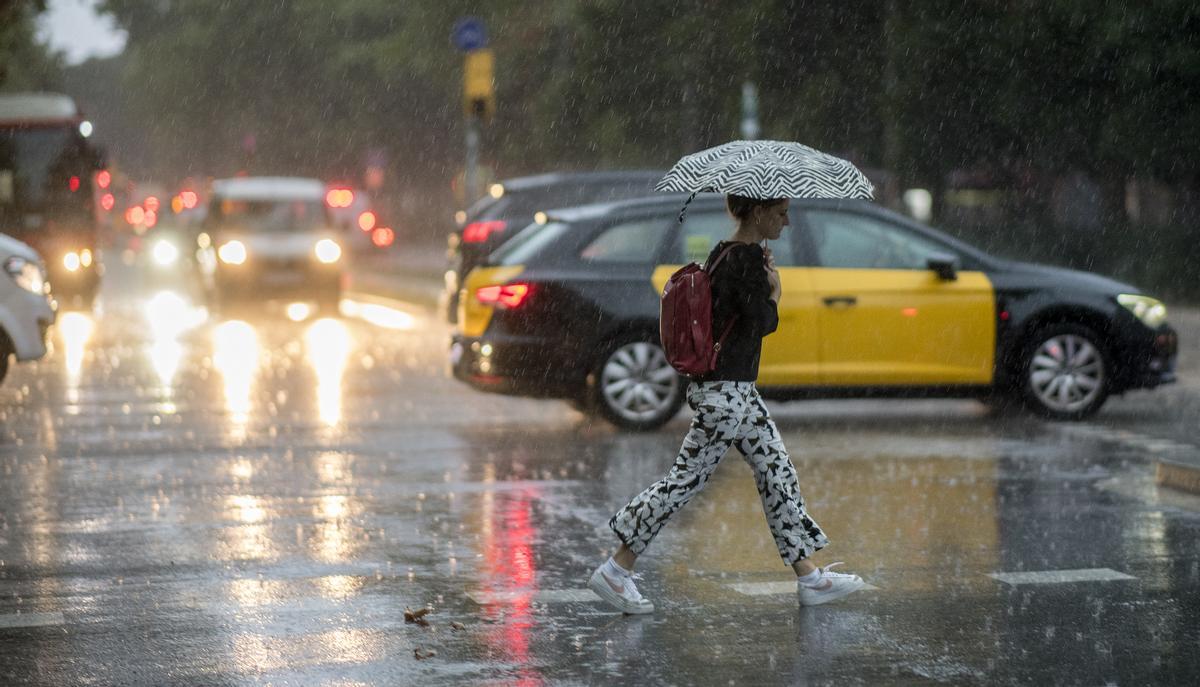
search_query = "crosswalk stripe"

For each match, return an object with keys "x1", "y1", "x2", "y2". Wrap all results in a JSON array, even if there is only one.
[
  {"x1": 0, "y1": 612, "x2": 66, "y2": 629},
  {"x1": 728, "y1": 580, "x2": 880, "y2": 596},
  {"x1": 987, "y1": 568, "x2": 1135, "y2": 586},
  {"x1": 466, "y1": 589, "x2": 597, "y2": 605}
]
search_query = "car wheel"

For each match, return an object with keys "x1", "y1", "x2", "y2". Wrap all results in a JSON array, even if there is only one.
[
  {"x1": 0, "y1": 335, "x2": 10, "y2": 385},
  {"x1": 591, "y1": 339, "x2": 685, "y2": 431},
  {"x1": 1020, "y1": 323, "x2": 1110, "y2": 420}
]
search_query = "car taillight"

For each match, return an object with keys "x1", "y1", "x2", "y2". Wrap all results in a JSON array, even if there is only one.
[
  {"x1": 462, "y1": 220, "x2": 507, "y2": 243},
  {"x1": 476, "y1": 283, "x2": 531, "y2": 308}
]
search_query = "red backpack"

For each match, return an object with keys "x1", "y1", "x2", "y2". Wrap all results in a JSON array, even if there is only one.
[{"x1": 659, "y1": 244, "x2": 737, "y2": 377}]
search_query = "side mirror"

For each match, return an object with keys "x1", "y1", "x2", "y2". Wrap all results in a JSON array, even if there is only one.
[{"x1": 927, "y1": 253, "x2": 960, "y2": 281}]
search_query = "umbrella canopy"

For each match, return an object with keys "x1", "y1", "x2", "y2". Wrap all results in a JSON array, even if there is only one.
[{"x1": 656, "y1": 140, "x2": 874, "y2": 201}]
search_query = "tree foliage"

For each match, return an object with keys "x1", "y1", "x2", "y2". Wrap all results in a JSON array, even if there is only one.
[
  {"x1": 0, "y1": 0, "x2": 63, "y2": 90},
  {"x1": 83, "y1": 0, "x2": 1200, "y2": 209}
]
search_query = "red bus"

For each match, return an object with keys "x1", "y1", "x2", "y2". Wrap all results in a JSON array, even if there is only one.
[{"x1": 0, "y1": 92, "x2": 105, "y2": 306}]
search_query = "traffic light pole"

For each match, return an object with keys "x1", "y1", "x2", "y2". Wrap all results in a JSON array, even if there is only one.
[{"x1": 465, "y1": 114, "x2": 481, "y2": 205}]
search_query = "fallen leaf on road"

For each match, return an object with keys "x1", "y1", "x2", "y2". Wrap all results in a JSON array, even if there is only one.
[
  {"x1": 414, "y1": 648, "x2": 437, "y2": 660},
  {"x1": 404, "y1": 607, "x2": 432, "y2": 623},
  {"x1": 450, "y1": 622, "x2": 465, "y2": 631}
]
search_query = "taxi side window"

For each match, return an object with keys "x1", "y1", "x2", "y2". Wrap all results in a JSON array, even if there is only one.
[
  {"x1": 677, "y1": 211, "x2": 797, "y2": 266},
  {"x1": 579, "y1": 218, "x2": 671, "y2": 263},
  {"x1": 806, "y1": 210, "x2": 953, "y2": 270}
]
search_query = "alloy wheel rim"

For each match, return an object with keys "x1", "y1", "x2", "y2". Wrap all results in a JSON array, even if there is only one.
[
  {"x1": 600, "y1": 342, "x2": 680, "y2": 422},
  {"x1": 1029, "y1": 334, "x2": 1104, "y2": 412}
]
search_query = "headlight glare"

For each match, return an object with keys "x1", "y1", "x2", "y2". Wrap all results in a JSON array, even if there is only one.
[
  {"x1": 152, "y1": 239, "x2": 179, "y2": 266},
  {"x1": 5, "y1": 256, "x2": 46, "y2": 294},
  {"x1": 314, "y1": 238, "x2": 341, "y2": 264},
  {"x1": 1117, "y1": 294, "x2": 1168, "y2": 328},
  {"x1": 218, "y1": 240, "x2": 247, "y2": 265},
  {"x1": 63, "y1": 251, "x2": 81, "y2": 272}
]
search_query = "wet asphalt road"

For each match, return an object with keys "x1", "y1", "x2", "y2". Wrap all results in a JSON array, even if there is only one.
[{"x1": 1, "y1": 255, "x2": 1199, "y2": 686}]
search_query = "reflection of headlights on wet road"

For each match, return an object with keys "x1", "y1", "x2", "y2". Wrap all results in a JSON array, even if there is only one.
[
  {"x1": 58, "y1": 311, "x2": 94, "y2": 384},
  {"x1": 4, "y1": 256, "x2": 46, "y2": 294},
  {"x1": 305, "y1": 318, "x2": 352, "y2": 427},
  {"x1": 286, "y1": 302, "x2": 311, "y2": 322},
  {"x1": 314, "y1": 239, "x2": 341, "y2": 264},
  {"x1": 144, "y1": 290, "x2": 208, "y2": 338},
  {"x1": 218, "y1": 240, "x2": 247, "y2": 265},
  {"x1": 213, "y1": 320, "x2": 259, "y2": 432},
  {"x1": 152, "y1": 239, "x2": 179, "y2": 267}
]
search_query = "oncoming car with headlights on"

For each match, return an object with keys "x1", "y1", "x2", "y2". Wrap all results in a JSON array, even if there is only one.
[
  {"x1": 199, "y1": 177, "x2": 346, "y2": 313},
  {"x1": 450, "y1": 195, "x2": 1178, "y2": 430},
  {"x1": 0, "y1": 232, "x2": 55, "y2": 384}
]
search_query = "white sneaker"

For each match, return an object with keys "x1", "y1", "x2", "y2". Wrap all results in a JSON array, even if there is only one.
[
  {"x1": 798, "y1": 562, "x2": 865, "y2": 606},
  {"x1": 588, "y1": 564, "x2": 654, "y2": 614}
]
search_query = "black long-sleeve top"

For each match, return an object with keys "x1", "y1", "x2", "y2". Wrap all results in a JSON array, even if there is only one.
[{"x1": 698, "y1": 241, "x2": 780, "y2": 382}]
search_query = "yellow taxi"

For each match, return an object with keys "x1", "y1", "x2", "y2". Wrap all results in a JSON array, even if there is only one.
[{"x1": 451, "y1": 195, "x2": 1177, "y2": 430}]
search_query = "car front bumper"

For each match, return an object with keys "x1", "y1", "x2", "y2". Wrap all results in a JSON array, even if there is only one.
[
  {"x1": 3, "y1": 287, "x2": 56, "y2": 361},
  {"x1": 1110, "y1": 322, "x2": 1178, "y2": 392},
  {"x1": 46, "y1": 261, "x2": 100, "y2": 301},
  {"x1": 216, "y1": 261, "x2": 343, "y2": 299}
]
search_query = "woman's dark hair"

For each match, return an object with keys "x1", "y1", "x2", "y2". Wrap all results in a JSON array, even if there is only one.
[{"x1": 726, "y1": 194, "x2": 784, "y2": 220}]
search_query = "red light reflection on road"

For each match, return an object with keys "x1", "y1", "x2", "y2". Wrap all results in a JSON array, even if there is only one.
[{"x1": 479, "y1": 485, "x2": 543, "y2": 686}]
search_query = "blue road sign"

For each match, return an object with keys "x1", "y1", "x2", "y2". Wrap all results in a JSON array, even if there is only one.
[{"x1": 452, "y1": 18, "x2": 487, "y2": 52}]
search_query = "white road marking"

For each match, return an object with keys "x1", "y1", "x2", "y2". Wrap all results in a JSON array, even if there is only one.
[
  {"x1": 729, "y1": 580, "x2": 880, "y2": 596},
  {"x1": 467, "y1": 589, "x2": 598, "y2": 605},
  {"x1": 987, "y1": 568, "x2": 1136, "y2": 586},
  {"x1": 0, "y1": 611, "x2": 65, "y2": 629},
  {"x1": 1059, "y1": 424, "x2": 1199, "y2": 457}
]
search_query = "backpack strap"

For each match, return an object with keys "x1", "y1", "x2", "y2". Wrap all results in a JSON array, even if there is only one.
[
  {"x1": 713, "y1": 317, "x2": 737, "y2": 352},
  {"x1": 705, "y1": 243, "x2": 741, "y2": 360},
  {"x1": 704, "y1": 243, "x2": 739, "y2": 273}
]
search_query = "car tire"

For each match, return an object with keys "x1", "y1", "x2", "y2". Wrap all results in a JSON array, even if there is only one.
[
  {"x1": 1019, "y1": 322, "x2": 1110, "y2": 420},
  {"x1": 590, "y1": 338, "x2": 686, "y2": 431},
  {"x1": 0, "y1": 334, "x2": 10, "y2": 385}
]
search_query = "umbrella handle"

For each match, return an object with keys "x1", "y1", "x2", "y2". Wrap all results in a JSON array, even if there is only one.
[{"x1": 676, "y1": 191, "x2": 698, "y2": 225}]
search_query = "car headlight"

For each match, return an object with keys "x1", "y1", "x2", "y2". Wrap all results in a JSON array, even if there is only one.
[
  {"x1": 5, "y1": 256, "x2": 46, "y2": 294},
  {"x1": 218, "y1": 240, "x2": 247, "y2": 265},
  {"x1": 1117, "y1": 294, "x2": 1168, "y2": 328},
  {"x1": 152, "y1": 239, "x2": 179, "y2": 267},
  {"x1": 314, "y1": 238, "x2": 341, "y2": 264},
  {"x1": 63, "y1": 251, "x2": 81, "y2": 272}
]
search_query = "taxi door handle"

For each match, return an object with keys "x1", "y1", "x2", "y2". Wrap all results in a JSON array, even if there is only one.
[{"x1": 822, "y1": 296, "x2": 858, "y2": 307}]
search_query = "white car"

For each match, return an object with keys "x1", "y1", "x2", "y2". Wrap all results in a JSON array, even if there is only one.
[
  {"x1": 0, "y1": 233, "x2": 56, "y2": 383},
  {"x1": 200, "y1": 177, "x2": 347, "y2": 312}
]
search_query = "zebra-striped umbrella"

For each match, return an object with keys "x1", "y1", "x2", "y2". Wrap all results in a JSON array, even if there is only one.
[{"x1": 656, "y1": 140, "x2": 874, "y2": 200}]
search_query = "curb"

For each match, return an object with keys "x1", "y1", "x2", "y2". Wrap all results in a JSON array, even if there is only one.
[
  {"x1": 1156, "y1": 457, "x2": 1200, "y2": 495},
  {"x1": 347, "y1": 273, "x2": 443, "y2": 311}
]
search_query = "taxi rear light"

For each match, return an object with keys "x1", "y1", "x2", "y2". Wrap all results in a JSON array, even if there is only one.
[
  {"x1": 462, "y1": 220, "x2": 506, "y2": 243},
  {"x1": 475, "y1": 283, "x2": 531, "y2": 308}
]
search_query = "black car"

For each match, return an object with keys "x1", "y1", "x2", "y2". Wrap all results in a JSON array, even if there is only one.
[
  {"x1": 450, "y1": 195, "x2": 1178, "y2": 430},
  {"x1": 444, "y1": 170, "x2": 663, "y2": 321}
]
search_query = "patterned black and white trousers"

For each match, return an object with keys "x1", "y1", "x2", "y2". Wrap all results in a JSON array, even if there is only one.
[{"x1": 609, "y1": 381, "x2": 829, "y2": 565}]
